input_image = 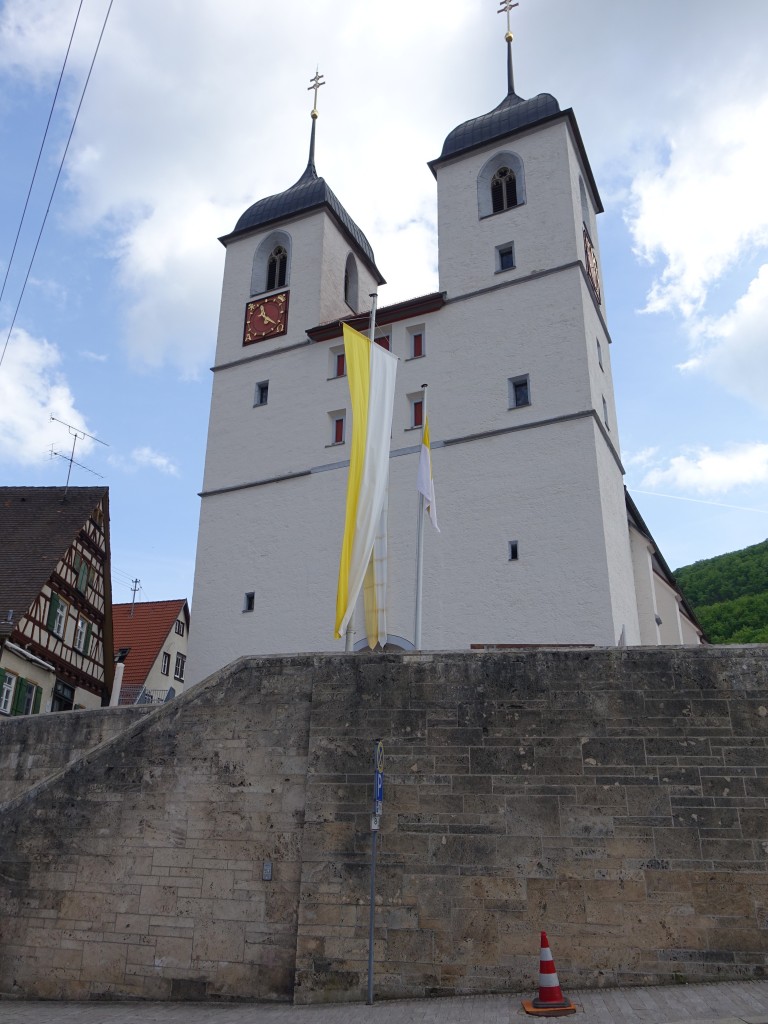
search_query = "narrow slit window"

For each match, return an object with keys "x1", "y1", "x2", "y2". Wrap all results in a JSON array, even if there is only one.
[
  {"x1": 508, "y1": 541, "x2": 519, "y2": 561},
  {"x1": 254, "y1": 380, "x2": 269, "y2": 407},
  {"x1": 412, "y1": 398, "x2": 423, "y2": 429},
  {"x1": 336, "y1": 352, "x2": 345, "y2": 377},
  {"x1": 244, "y1": 592, "x2": 255, "y2": 613}
]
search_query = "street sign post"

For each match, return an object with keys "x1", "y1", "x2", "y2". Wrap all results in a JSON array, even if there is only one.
[{"x1": 367, "y1": 740, "x2": 384, "y2": 1005}]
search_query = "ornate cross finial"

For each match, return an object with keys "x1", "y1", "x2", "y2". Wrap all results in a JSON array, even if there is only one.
[
  {"x1": 308, "y1": 69, "x2": 325, "y2": 120},
  {"x1": 496, "y1": 1, "x2": 519, "y2": 95},
  {"x1": 497, "y1": 0, "x2": 519, "y2": 37}
]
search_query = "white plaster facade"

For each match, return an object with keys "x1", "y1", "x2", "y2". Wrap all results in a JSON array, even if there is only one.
[{"x1": 188, "y1": 77, "x2": 701, "y2": 685}]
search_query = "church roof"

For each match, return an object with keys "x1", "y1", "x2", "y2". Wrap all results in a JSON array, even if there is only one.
[
  {"x1": 432, "y1": 89, "x2": 561, "y2": 169},
  {"x1": 223, "y1": 163, "x2": 384, "y2": 282}
]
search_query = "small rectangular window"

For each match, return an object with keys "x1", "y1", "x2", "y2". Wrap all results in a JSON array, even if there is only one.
[
  {"x1": 412, "y1": 398, "x2": 423, "y2": 429},
  {"x1": 509, "y1": 541, "x2": 519, "y2": 561},
  {"x1": 329, "y1": 411, "x2": 346, "y2": 445},
  {"x1": 596, "y1": 338, "x2": 604, "y2": 370},
  {"x1": 51, "y1": 597, "x2": 68, "y2": 638},
  {"x1": 73, "y1": 617, "x2": 90, "y2": 653},
  {"x1": 175, "y1": 620, "x2": 185, "y2": 636},
  {"x1": 0, "y1": 672, "x2": 16, "y2": 715},
  {"x1": 174, "y1": 653, "x2": 186, "y2": 681},
  {"x1": 508, "y1": 374, "x2": 531, "y2": 409},
  {"x1": 497, "y1": 243, "x2": 515, "y2": 272},
  {"x1": 602, "y1": 395, "x2": 609, "y2": 430},
  {"x1": 244, "y1": 592, "x2": 255, "y2": 612},
  {"x1": 336, "y1": 352, "x2": 345, "y2": 377},
  {"x1": 408, "y1": 326, "x2": 425, "y2": 359},
  {"x1": 254, "y1": 380, "x2": 269, "y2": 407},
  {"x1": 375, "y1": 335, "x2": 390, "y2": 351},
  {"x1": 51, "y1": 680, "x2": 73, "y2": 713},
  {"x1": 161, "y1": 652, "x2": 170, "y2": 676}
]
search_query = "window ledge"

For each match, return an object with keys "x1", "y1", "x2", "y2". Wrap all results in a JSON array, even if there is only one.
[
  {"x1": 404, "y1": 354, "x2": 425, "y2": 362},
  {"x1": 326, "y1": 375, "x2": 347, "y2": 381},
  {"x1": 404, "y1": 425, "x2": 423, "y2": 432},
  {"x1": 325, "y1": 442, "x2": 345, "y2": 448}
]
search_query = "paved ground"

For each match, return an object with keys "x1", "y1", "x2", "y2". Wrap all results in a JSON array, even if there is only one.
[{"x1": 2, "y1": 981, "x2": 768, "y2": 1024}]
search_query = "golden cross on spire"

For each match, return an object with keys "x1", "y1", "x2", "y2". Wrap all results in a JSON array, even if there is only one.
[
  {"x1": 308, "y1": 69, "x2": 325, "y2": 120},
  {"x1": 497, "y1": 0, "x2": 519, "y2": 41}
]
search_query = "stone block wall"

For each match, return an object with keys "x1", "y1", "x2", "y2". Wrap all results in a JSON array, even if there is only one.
[
  {"x1": 0, "y1": 705, "x2": 153, "y2": 806},
  {"x1": 1, "y1": 648, "x2": 768, "y2": 1004}
]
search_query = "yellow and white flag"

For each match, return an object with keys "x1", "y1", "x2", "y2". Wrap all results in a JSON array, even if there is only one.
[
  {"x1": 334, "y1": 324, "x2": 397, "y2": 647},
  {"x1": 417, "y1": 416, "x2": 439, "y2": 531}
]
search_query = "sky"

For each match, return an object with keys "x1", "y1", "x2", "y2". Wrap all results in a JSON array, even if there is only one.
[{"x1": 1, "y1": 0, "x2": 767, "y2": 608}]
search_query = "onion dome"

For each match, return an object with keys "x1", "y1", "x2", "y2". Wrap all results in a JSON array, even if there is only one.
[
  {"x1": 226, "y1": 163, "x2": 378, "y2": 272},
  {"x1": 436, "y1": 89, "x2": 560, "y2": 164}
]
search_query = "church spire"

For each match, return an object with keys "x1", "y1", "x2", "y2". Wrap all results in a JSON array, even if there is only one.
[
  {"x1": 497, "y1": 0, "x2": 519, "y2": 95},
  {"x1": 305, "y1": 69, "x2": 326, "y2": 176}
]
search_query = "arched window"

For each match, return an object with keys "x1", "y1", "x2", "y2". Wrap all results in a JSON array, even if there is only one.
[
  {"x1": 477, "y1": 151, "x2": 526, "y2": 219},
  {"x1": 491, "y1": 167, "x2": 518, "y2": 213},
  {"x1": 251, "y1": 230, "x2": 291, "y2": 296},
  {"x1": 266, "y1": 246, "x2": 287, "y2": 291},
  {"x1": 344, "y1": 253, "x2": 358, "y2": 310}
]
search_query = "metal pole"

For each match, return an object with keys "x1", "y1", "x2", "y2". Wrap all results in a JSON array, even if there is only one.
[
  {"x1": 366, "y1": 827, "x2": 377, "y2": 1004},
  {"x1": 414, "y1": 385, "x2": 428, "y2": 649}
]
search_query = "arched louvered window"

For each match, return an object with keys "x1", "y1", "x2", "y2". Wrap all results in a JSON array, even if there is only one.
[
  {"x1": 477, "y1": 152, "x2": 525, "y2": 219},
  {"x1": 491, "y1": 167, "x2": 518, "y2": 213},
  {"x1": 266, "y1": 245, "x2": 288, "y2": 291}
]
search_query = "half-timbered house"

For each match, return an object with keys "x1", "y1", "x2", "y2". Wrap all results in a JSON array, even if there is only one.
[{"x1": 0, "y1": 487, "x2": 114, "y2": 716}]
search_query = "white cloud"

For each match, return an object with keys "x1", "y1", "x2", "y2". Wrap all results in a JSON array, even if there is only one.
[
  {"x1": 109, "y1": 446, "x2": 179, "y2": 476},
  {"x1": 130, "y1": 446, "x2": 179, "y2": 476},
  {"x1": 641, "y1": 443, "x2": 768, "y2": 496},
  {"x1": 678, "y1": 263, "x2": 768, "y2": 413},
  {"x1": 79, "y1": 349, "x2": 108, "y2": 362},
  {"x1": 0, "y1": 327, "x2": 93, "y2": 464},
  {"x1": 624, "y1": 447, "x2": 659, "y2": 469},
  {"x1": 627, "y1": 95, "x2": 768, "y2": 318}
]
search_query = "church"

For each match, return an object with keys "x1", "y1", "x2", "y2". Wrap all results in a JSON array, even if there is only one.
[{"x1": 187, "y1": 17, "x2": 701, "y2": 685}]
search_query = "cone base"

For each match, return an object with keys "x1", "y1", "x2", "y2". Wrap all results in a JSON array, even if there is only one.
[{"x1": 522, "y1": 998, "x2": 577, "y2": 1016}]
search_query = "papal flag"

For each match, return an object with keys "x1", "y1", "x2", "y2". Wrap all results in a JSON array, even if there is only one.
[
  {"x1": 334, "y1": 323, "x2": 398, "y2": 648},
  {"x1": 417, "y1": 415, "x2": 440, "y2": 531}
]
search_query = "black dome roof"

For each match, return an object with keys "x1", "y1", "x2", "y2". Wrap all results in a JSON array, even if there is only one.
[
  {"x1": 436, "y1": 90, "x2": 561, "y2": 164},
  {"x1": 227, "y1": 163, "x2": 377, "y2": 268}
]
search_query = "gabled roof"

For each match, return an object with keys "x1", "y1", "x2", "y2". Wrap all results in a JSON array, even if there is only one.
[
  {"x1": 0, "y1": 486, "x2": 109, "y2": 630},
  {"x1": 113, "y1": 599, "x2": 189, "y2": 686}
]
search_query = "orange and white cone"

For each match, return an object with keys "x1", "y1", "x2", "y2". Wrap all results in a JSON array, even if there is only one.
[{"x1": 521, "y1": 931, "x2": 576, "y2": 1016}]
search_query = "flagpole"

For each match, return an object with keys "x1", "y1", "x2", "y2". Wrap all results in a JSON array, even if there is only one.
[
  {"x1": 345, "y1": 292, "x2": 379, "y2": 652},
  {"x1": 414, "y1": 384, "x2": 427, "y2": 650}
]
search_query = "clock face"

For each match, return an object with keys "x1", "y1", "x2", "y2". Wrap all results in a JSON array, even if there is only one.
[
  {"x1": 243, "y1": 291, "x2": 289, "y2": 345},
  {"x1": 583, "y1": 228, "x2": 601, "y2": 305}
]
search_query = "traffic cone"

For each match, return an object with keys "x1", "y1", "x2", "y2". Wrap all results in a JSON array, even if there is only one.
[{"x1": 521, "y1": 931, "x2": 577, "y2": 1016}]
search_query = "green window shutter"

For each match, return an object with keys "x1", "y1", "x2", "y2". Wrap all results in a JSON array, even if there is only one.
[
  {"x1": 84, "y1": 624, "x2": 92, "y2": 656},
  {"x1": 46, "y1": 594, "x2": 60, "y2": 631},
  {"x1": 0, "y1": 667, "x2": 5, "y2": 685},
  {"x1": 32, "y1": 686, "x2": 42, "y2": 714},
  {"x1": 11, "y1": 679, "x2": 28, "y2": 715}
]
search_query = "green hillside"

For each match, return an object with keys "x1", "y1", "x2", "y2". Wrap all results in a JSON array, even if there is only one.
[{"x1": 674, "y1": 539, "x2": 768, "y2": 644}]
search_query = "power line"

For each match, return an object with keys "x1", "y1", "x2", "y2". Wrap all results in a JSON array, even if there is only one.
[
  {"x1": 0, "y1": 0, "x2": 116, "y2": 371},
  {"x1": 0, "y1": 0, "x2": 85, "y2": 308}
]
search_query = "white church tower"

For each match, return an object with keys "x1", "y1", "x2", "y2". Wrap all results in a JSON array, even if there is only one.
[{"x1": 188, "y1": 23, "x2": 700, "y2": 685}]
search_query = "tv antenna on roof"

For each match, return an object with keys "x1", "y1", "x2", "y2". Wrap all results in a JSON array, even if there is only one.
[{"x1": 49, "y1": 415, "x2": 109, "y2": 496}]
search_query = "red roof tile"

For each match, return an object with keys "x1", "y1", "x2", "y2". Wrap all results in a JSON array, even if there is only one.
[{"x1": 112, "y1": 599, "x2": 189, "y2": 686}]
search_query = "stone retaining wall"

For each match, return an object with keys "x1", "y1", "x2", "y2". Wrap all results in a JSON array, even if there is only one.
[{"x1": 1, "y1": 648, "x2": 767, "y2": 1004}]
